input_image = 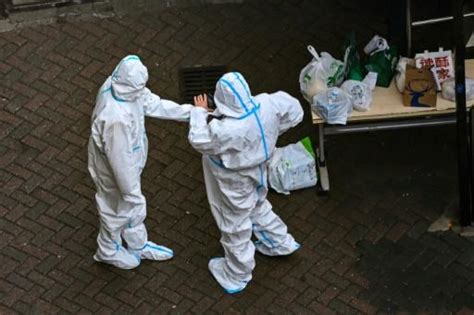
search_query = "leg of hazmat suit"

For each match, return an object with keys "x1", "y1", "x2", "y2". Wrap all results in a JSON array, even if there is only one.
[
  {"x1": 93, "y1": 178, "x2": 173, "y2": 266},
  {"x1": 187, "y1": 71, "x2": 304, "y2": 292},
  {"x1": 93, "y1": 190, "x2": 142, "y2": 270},
  {"x1": 251, "y1": 166, "x2": 300, "y2": 256},
  {"x1": 125, "y1": 210, "x2": 174, "y2": 261},
  {"x1": 203, "y1": 157, "x2": 254, "y2": 294},
  {"x1": 202, "y1": 158, "x2": 299, "y2": 293},
  {"x1": 122, "y1": 188, "x2": 174, "y2": 261}
]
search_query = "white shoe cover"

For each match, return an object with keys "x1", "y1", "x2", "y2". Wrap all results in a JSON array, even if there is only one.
[
  {"x1": 208, "y1": 258, "x2": 249, "y2": 294},
  {"x1": 255, "y1": 239, "x2": 301, "y2": 256},
  {"x1": 94, "y1": 246, "x2": 141, "y2": 270},
  {"x1": 130, "y1": 241, "x2": 174, "y2": 261}
]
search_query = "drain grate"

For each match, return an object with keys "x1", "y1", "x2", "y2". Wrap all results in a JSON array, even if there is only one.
[{"x1": 179, "y1": 65, "x2": 226, "y2": 104}]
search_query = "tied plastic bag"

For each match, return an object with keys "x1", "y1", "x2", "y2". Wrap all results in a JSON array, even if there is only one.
[
  {"x1": 341, "y1": 80, "x2": 373, "y2": 112},
  {"x1": 364, "y1": 35, "x2": 389, "y2": 55},
  {"x1": 394, "y1": 57, "x2": 415, "y2": 93},
  {"x1": 312, "y1": 87, "x2": 352, "y2": 125},
  {"x1": 441, "y1": 78, "x2": 474, "y2": 102},
  {"x1": 362, "y1": 72, "x2": 378, "y2": 90},
  {"x1": 268, "y1": 137, "x2": 317, "y2": 195},
  {"x1": 364, "y1": 35, "x2": 398, "y2": 87},
  {"x1": 299, "y1": 45, "x2": 344, "y2": 102}
]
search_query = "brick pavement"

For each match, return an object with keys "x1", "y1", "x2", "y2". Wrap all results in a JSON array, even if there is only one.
[{"x1": 1, "y1": 0, "x2": 474, "y2": 313}]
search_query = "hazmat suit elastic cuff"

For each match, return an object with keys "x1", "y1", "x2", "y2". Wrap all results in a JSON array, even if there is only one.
[
  {"x1": 190, "y1": 107, "x2": 209, "y2": 123},
  {"x1": 193, "y1": 107, "x2": 209, "y2": 113},
  {"x1": 189, "y1": 107, "x2": 221, "y2": 155}
]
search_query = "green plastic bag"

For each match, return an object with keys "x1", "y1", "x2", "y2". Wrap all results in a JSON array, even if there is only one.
[
  {"x1": 365, "y1": 46, "x2": 399, "y2": 87},
  {"x1": 300, "y1": 136, "x2": 315, "y2": 158},
  {"x1": 343, "y1": 34, "x2": 365, "y2": 81}
]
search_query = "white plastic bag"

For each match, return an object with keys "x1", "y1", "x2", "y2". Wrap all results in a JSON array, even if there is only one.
[
  {"x1": 341, "y1": 80, "x2": 373, "y2": 112},
  {"x1": 312, "y1": 87, "x2": 352, "y2": 125},
  {"x1": 394, "y1": 57, "x2": 415, "y2": 93},
  {"x1": 268, "y1": 141, "x2": 317, "y2": 195},
  {"x1": 362, "y1": 72, "x2": 378, "y2": 91},
  {"x1": 299, "y1": 45, "x2": 344, "y2": 102},
  {"x1": 441, "y1": 78, "x2": 474, "y2": 102}
]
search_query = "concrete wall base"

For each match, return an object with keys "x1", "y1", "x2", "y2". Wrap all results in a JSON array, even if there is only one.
[{"x1": 0, "y1": 0, "x2": 244, "y2": 32}]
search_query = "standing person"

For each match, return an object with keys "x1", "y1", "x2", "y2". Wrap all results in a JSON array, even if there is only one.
[
  {"x1": 188, "y1": 72, "x2": 303, "y2": 293},
  {"x1": 88, "y1": 55, "x2": 192, "y2": 269}
]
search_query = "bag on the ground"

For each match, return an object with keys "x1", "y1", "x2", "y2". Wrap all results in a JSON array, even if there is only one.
[
  {"x1": 300, "y1": 45, "x2": 345, "y2": 102},
  {"x1": 341, "y1": 79, "x2": 373, "y2": 112},
  {"x1": 441, "y1": 78, "x2": 474, "y2": 102},
  {"x1": 268, "y1": 137, "x2": 318, "y2": 195},
  {"x1": 311, "y1": 87, "x2": 352, "y2": 124}
]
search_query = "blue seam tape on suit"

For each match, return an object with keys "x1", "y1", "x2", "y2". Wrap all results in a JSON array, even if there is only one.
[
  {"x1": 209, "y1": 156, "x2": 225, "y2": 168},
  {"x1": 112, "y1": 55, "x2": 141, "y2": 79},
  {"x1": 219, "y1": 77, "x2": 269, "y2": 160},
  {"x1": 220, "y1": 79, "x2": 250, "y2": 113},
  {"x1": 142, "y1": 243, "x2": 173, "y2": 256}
]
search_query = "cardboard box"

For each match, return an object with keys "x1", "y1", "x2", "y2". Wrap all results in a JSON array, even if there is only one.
[{"x1": 403, "y1": 65, "x2": 437, "y2": 107}]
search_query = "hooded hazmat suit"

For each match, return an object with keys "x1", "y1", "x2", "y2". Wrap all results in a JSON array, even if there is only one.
[
  {"x1": 88, "y1": 55, "x2": 192, "y2": 269},
  {"x1": 188, "y1": 72, "x2": 304, "y2": 293}
]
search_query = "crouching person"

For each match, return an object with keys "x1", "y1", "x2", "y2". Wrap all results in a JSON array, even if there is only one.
[
  {"x1": 88, "y1": 55, "x2": 192, "y2": 269},
  {"x1": 188, "y1": 72, "x2": 303, "y2": 293}
]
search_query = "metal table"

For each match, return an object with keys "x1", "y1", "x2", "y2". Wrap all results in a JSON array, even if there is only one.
[{"x1": 312, "y1": 60, "x2": 474, "y2": 193}]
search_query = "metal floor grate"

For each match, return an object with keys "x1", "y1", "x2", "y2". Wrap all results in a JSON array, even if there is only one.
[{"x1": 179, "y1": 65, "x2": 226, "y2": 104}]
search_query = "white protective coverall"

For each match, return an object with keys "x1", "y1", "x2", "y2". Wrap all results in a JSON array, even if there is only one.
[
  {"x1": 88, "y1": 55, "x2": 192, "y2": 269},
  {"x1": 188, "y1": 72, "x2": 304, "y2": 293}
]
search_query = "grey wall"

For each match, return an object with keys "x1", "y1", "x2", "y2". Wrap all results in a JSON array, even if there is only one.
[{"x1": 1, "y1": 0, "x2": 246, "y2": 31}]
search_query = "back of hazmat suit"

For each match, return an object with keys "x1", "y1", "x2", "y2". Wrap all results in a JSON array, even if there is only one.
[
  {"x1": 188, "y1": 72, "x2": 303, "y2": 293},
  {"x1": 88, "y1": 55, "x2": 192, "y2": 269}
]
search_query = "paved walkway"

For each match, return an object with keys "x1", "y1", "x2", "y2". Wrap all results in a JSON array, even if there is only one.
[{"x1": 1, "y1": 1, "x2": 473, "y2": 313}]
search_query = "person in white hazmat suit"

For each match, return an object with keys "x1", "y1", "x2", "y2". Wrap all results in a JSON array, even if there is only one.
[
  {"x1": 88, "y1": 55, "x2": 193, "y2": 269},
  {"x1": 188, "y1": 72, "x2": 303, "y2": 293}
]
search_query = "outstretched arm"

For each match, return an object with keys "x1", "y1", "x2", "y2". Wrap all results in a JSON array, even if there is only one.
[{"x1": 142, "y1": 88, "x2": 193, "y2": 121}]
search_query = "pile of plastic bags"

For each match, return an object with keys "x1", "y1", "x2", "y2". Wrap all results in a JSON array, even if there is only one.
[
  {"x1": 393, "y1": 48, "x2": 474, "y2": 102},
  {"x1": 300, "y1": 34, "x2": 397, "y2": 125}
]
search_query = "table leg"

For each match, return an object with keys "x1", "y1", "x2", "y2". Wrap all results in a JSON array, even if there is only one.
[{"x1": 317, "y1": 124, "x2": 330, "y2": 192}]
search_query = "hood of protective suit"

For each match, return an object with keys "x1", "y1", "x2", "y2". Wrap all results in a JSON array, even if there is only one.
[
  {"x1": 111, "y1": 55, "x2": 149, "y2": 102},
  {"x1": 214, "y1": 72, "x2": 257, "y2": 119}
]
